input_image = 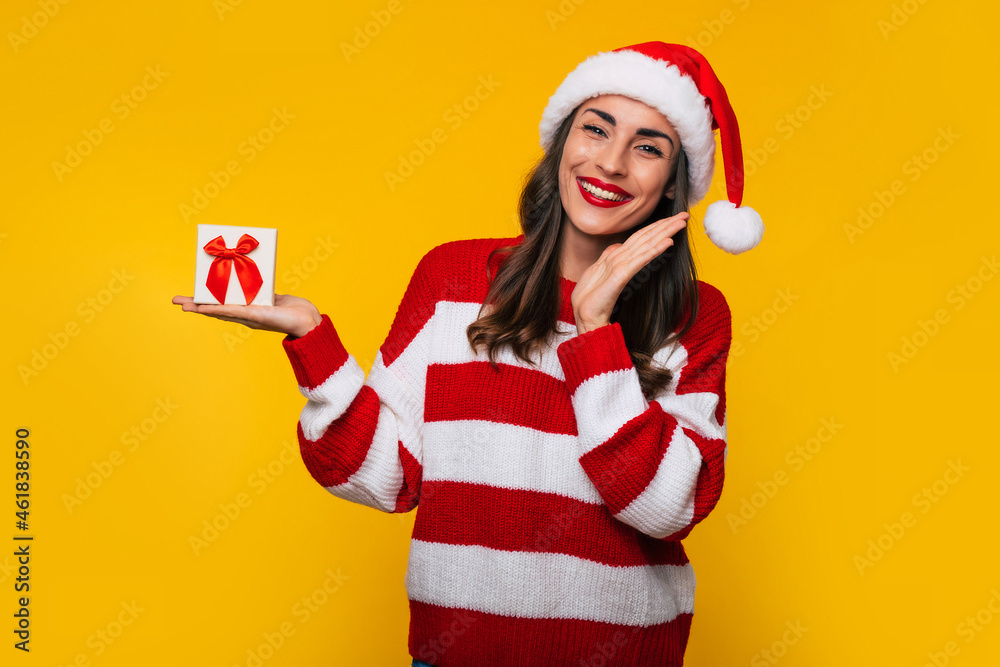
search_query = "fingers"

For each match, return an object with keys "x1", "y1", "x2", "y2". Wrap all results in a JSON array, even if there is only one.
[
  {"x1": 190, "y1": 303, "x2": 256, "y2": 320},
  {"x1": 605, "y1": 215, "x2": 687, "y2": 264},
  {"x1": 635, "y1": 218, "x2": 687, "y2": 261},
  {"x1": 636, "y1": 210, "x2": 689, "y2": 235},
  {"x1": 593, "y1": 216, "x2": 688, "y2": 287},
  {"x1": 638, "y1": 212, "x2": 689, "y2": 244},
  {"x1": 206, "y1": 313, "x2": 256, "y2": 326},
  {"x1": 610, "y1": 214, "x2": 687, "y2": 260},
  {"x1": 574, "y1": 213, "x2": 691, "y2": 328},
  {"x1": 173, "y1": 293, "x2": 318, "y2": 338},
  {"x1": 172, "y1": 295, "x2": 222, "y2": 314},
  {"x1": 179, "y1": 304, "x2": 258, "y2": 327},
  {"x1": 171, "y1": 295, "x2": 204, "y2": 313},
  {"x1": 172, "y1": 296, "x2": 253, "y2": 320}
]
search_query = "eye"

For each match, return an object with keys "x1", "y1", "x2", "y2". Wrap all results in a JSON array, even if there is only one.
[
  {"x1": 638, "y1": 144, "x2": 664, "y2": 157},
  {"x1": 582, "y1": 124, "x2": 607, "y2": 137}
]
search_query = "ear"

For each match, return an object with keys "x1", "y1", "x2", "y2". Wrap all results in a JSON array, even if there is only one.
[{"x1": 663, "y1": 177, "x2": 677, "y2": 200}]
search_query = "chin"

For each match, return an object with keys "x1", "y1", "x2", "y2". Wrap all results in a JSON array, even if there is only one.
[
  {"x1": 581, "y1": 224, "x2": 628, "y2": 237},
  {"x1": 567, "y1": 210, "x2": 645, "y2": 238}
]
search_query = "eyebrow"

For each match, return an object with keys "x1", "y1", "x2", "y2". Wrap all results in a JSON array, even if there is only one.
[{"x1": 583, "y1": 108, "x2": 675, "y2": 149}]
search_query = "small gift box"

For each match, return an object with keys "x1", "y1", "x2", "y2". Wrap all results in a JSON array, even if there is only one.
[{"x1": 192, "y1": 224, "x2": 277, "y2": 306}]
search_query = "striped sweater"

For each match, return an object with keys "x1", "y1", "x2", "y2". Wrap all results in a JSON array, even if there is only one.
[{"x1": 281, "y1": 235, "x2": 731, "y2": 666}]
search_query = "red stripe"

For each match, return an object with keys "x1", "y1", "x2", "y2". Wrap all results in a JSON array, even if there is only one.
[
  {"x1": 674, "y1": 282, "x2": 730, "y2": 425},
  {"x1": 673, "y1": 335, "x2": 727, "y2": 429},
  {"x1": 557, "y1": 322, "x2": 635, "y2": 395},
  {"x1": 281, "y1": 314, "x2": 351, "y2": 391},
  {"x1": 673, "y1": 339, "x2": 727, "y2": 396},
  {"x1": 296, "y1": 385, "x2": 378, "y2": 487},
  {"x1": 425, "y1": 362, "x2": 577, "y2": 435},
  {"x1": 662, "y1": 427, "x2": 727, "y2": 541},
  {"x1": 380, "y1": 238, "x2": 520, "y2": 366},
  {"x1": 409, "y1": 601, "x2": 691, "y2": 667},
  {"x1": 378, "y1": 249, "x2": 438, "y2": 367},
  {"x1": 412, "y1": 480, "x2": 689, "y2": 567},
  {"x1": 578, "y1": 402, "x2": 674, "y2": 516},
  {"x1": 395, "y1": 440, "x2": 423, "y2": 513}
]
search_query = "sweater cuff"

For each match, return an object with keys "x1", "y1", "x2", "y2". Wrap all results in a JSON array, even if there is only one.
[
  {"x1": 556, "y1": 322, "x2": 634, "y2": 395},
  {"x1": 281, "y1": 314, "x2": 349, "y2": 390}
]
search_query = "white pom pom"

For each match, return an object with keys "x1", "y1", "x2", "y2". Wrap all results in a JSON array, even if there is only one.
[{"x1": 703, "y1": 200, "x2": 764, "y2": 254}]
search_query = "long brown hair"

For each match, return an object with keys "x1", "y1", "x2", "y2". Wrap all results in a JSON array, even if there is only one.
[{"x1": 466, "y1": 104, "x2": 699, "y2": 399}]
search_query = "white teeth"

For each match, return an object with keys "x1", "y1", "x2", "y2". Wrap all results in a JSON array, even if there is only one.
[{"x1": 579, "y1": 179, "x2": 628, "y2": 202}]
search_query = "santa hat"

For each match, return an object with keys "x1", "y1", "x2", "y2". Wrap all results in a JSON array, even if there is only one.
[{"x1": 539, "y1": 41, "x2": 764, "y2": 255}]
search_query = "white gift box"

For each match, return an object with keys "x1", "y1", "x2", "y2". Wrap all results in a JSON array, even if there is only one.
[{"x1": 193, "y1": 224, "x2": 277, "y2": 306}]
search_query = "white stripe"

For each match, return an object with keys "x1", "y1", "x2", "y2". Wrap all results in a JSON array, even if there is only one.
[
  {"x1": 615, "y1": 427, "x2": 702, "y2": 538},
  {"x1": 565, "y1": 329, "x2": 723, "y2": 537},
  {"x1": 368, "y1": 349, "x2": 424, "y2": 459},
  {"x1": 300, "y1": 311, "x2": 429, "y2": 449},
  {"x1": 654, "y1": 339, "x2": 725, "y2": 437},
  {"x1": 298, "y1": 356, "x2": 366, "y2": 442},
  {"x1": 655, "y1": 390, "x2": 724, "y2": 439},
  {"x1": 422, "y1": 420, "x2": 602, "y2": 505},
  {"x1": 429, "y1": 301, "x2": 576, "y2": 381},
  {"x1": 571, "y1": 368, "x2": 648, "y2": 454},
  {"x1": 605, "y1": 338, "x2": 723, "y2": 537},
  {"x1": 325, "y1": 401, "x2": 405, "y2": 512},
  {"x1": 405, "y1": 539, "x2": 695, "y2": 625},
  {"x1": 299, "y1": 334, "x2": 427, "y2": 512},
  {"x1": 381, "y1": 316, "x2": 433, "y2": 404}
]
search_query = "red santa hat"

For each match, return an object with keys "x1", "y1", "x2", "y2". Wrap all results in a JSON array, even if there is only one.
[{"x1": 539, "y1": 41, "x2": 764, "y2": 255}]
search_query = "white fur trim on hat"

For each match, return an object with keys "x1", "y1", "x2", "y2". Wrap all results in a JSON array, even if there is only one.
[
  {"x1": 539, "y1": 49, "x2": 717, "y2": 204},
  {"x1": 704, "y1": 200, "x2": 764, "y2": 254}
]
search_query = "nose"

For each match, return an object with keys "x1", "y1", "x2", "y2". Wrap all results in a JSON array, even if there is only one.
[{"x1": 596, "y1": 136, "x2": 628, "y2": 177}]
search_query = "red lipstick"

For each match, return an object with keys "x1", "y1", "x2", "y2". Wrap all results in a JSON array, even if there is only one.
[{"x1": 576, "y1": 177, "x2": 633, "y2": 208}]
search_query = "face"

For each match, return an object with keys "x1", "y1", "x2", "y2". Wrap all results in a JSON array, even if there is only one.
[{"x1": 557, "y1": 94, "x2": 681, "y2": 241}]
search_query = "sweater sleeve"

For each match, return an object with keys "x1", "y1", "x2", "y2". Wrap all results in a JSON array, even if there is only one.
[
  {"x1": 281, "y1": 249, "x2": 440, "y2": 514},
  {"x1": 555, "y1": 284, "x2": 731, "y2": 540}
]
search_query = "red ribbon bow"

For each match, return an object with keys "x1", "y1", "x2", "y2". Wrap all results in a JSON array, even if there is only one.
[{"x1": 203, "y1": 234, "x2": 263, "y2": 305}]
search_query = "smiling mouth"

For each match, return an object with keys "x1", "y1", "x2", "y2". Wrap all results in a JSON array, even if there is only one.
[{"x1": 576, "y1": 177, "x2": 633, "y2": 207}]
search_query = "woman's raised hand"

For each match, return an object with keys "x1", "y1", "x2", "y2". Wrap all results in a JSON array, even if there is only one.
[
  {"x1": 571, "y1": 212, "x2": 689, "y2": 335},
  {"x1": 171, "y1": 293, "x2": 323, "y2": 339}
]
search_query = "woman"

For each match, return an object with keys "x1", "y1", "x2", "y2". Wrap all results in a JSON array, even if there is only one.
[{"x1": 174, "y1": 41, "x2": 762, "y2": 667}]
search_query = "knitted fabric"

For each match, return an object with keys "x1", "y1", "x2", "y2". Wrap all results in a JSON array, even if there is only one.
[{"x1": 281, "y1": 235, "x2": 732, "y2": 667}]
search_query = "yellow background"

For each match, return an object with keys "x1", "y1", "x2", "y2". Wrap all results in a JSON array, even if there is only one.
[{"x1": 3, "y1": 0, "x2": 998, "y2": 665}]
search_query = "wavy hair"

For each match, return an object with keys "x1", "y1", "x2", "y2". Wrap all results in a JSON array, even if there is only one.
[{"x1": 466, "y1": 104, "x2": 699, "y2": 399}]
